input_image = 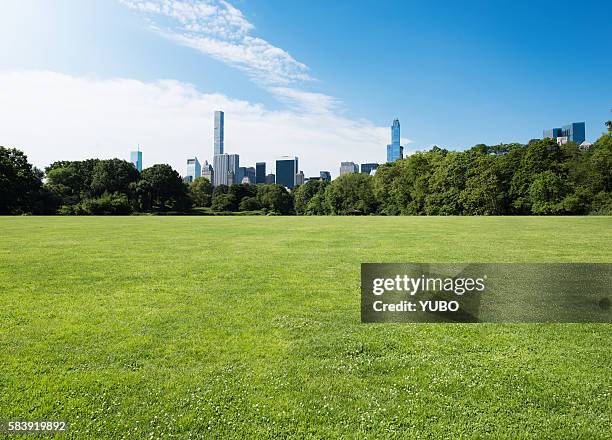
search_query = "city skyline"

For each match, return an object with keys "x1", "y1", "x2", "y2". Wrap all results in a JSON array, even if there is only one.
[{"x1": 0, "y1": 1, "x2": 610, "y2": 177}]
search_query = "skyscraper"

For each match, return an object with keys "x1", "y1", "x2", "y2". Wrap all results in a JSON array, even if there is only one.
[
  {"x1": 256, "y1": 162, "x2": 266, "y2": 184},
  {"x1": 543, "y1": 122, "x2": 585, "y2": 145},
  {"x1": 276, "y1": 156, "x2": 298, "y2": 189},
  {"x1": 295, "y1": 170, "x2": 305, "y2": 186},
  {"x1": 386, "y1": 118, "x2": 404, "y2": 162},
  {"x1": 202, "y1": 160, "x2": 213, "y2": 183},
  {"x1": 320, "y1": 171, "x2": 331, "y2": 182},
  {"x1": 213, "y1": 153, "x2": 239, "y2": 186},
  {"x1": 237, "y1": 166, "x2": 256, "y2": 185},
  {"x1": 130, "y1": 150, "x2": 142, "y2": 172},
  {"x1": 265, "y1": 174, "x2": 276, "y2": 184},
  {"x1": 185, "y1": 157, "x2": 201, "y2": 183},
  {"x1": 214, "y1": 111, "x2": 224, "y2": 156},
  {"x1": 361, "y1": 163, "x2": 379, "y2": 174},
  {"x1": 340, "y1": 162, "x2": 359, "y2": 176}
]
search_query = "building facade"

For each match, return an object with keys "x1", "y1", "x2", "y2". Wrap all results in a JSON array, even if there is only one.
[
  {"x1": 237, "y1": 166, "x2": 256, "y2": 185},
  {"x1": 320, "y1": 171, "x2": 331, "y2": 182},
  {"x1": 265, "y1": 173, "x2": 276, "y2": 184},
  {"x1": 202, "y1": 160, "x2": 213, "y2": 183},
  {"x1": 213, "y1": 153, "x2": 239, "y2": 186},
  {"x1": 185, "y1": 157, "x2": 201, "y2": 183},
  {"x1": 295, "y1": 170, "x2": 305, "y2": 186},
  {"x1": 361, "y1": 163, "x2": 379, "y2": 175},
  {"x1": 256, "y1": 162, "x2": 266, "y2": 184},
  {"x1": 214, "y1": 110, "x2": 224, "y2": 155},
  {"x1": 386, "y1": 118, "x2": 404, "y2": 162},
  {"x1": 340, "y1": 162, "x2": 359, "y2": 176},
  {"x1": 543, "y1": 122, "x2": 585, "y2": 145},
  {"x1": 130, "y1": 150, "x2": 142, "y2": 172},
  {"x1": 276, "y1": 156, "x2": 298, "y2": 189}
]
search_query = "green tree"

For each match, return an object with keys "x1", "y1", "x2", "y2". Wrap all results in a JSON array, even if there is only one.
[
  {"x1": 140, "y1": 164, "x2": 190, "y2": 211},
  {"x1": 239, "y1": 196, "x2": 261, "y2": 212},
  {"x1": 189, "y1": 177, "x2": 213, "y2": 207},
  {"x1": 256, "y1": 184, "x2": 294, "y2": 214},
  {"x1": 459, "y1": 154, "x2": 505, "y2": 215},
  {"x1": 81, "y1": 192, "x2": 132, "y2": 215},
  {"x1": 90, "y1": 159, "x2": 139, "y2": 197},
  {"x1": 45, "y1": 159, "x2": 99, "y2": 206},
  {"x1": 0, "y1": 146, "x2": 43, "y2": 214},
  {"x1": 211, "y1": 193, "x2": 236, "y2": 212},
  {"x1": 294, "y1": 180, "x2": 329, "y2": 215},
  {"x1": 528, "y1": 171, "x2": 570, "y2": 214},
  {"x1": 325, "y1": 173, "x2": 377, "y2": 215}
]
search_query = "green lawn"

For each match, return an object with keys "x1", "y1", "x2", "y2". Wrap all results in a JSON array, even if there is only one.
[{"x1": 1, "y1": 216, "x2": 611, "y2": 439}]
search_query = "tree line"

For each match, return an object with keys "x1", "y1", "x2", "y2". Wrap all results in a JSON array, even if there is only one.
[{"x1": 1, "y1": 134, "x2": 611, "y2": 216}]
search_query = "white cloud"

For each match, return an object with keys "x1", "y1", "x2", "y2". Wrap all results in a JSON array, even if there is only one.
[
  {"x1": 0, "y1": 71, "x2": 393, "y2": 177},
  {"x1": 121, "y1": 0, "x2": 311, "y2": 86}
]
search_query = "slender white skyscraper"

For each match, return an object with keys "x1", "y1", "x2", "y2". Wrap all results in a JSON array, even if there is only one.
[{"x1": 214, "y1": 111, "x2": 224, "y2": 156}]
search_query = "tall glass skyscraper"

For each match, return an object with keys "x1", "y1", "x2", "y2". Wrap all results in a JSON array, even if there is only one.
[
  {"x1": 130, "y1": 150, "x2": 142, "y2": 172},
  {"x1": 256, "y1": 162, "x2": 266, "y2": 184},
  {"x1": 214, "y1": 111, "x2": 224, "y2": 155},
  {"x1": 386, "y1": 118, "x2": 404, "y2": 162},
  {"x1": 276, "y1": 156, "x2": 298, "y2": 189},
  {"x1": 185, "y1": 157, "x2": 201, "y2": 183}
]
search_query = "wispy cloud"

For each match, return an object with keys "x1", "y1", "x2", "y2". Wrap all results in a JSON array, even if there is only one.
[{"x1": 121, "y1": 0, "x2": 312, "y2": 85}]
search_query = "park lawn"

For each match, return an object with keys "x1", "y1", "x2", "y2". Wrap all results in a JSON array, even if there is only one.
[{"x1": 0, "y1": 216, "x2": 611, "y2": 439}]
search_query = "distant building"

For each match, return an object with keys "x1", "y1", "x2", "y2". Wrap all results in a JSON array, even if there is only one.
[
  {"x1": 265, "y1": 173, "x2": 276, "y2": 184},
  {"x1": 214, "y1": 111, "x2": 224, "y2": 155},
  {"x1": 320, "y1": 171, "x2": 331, "y2": 182},
  {"x1": 579, "y1": 141, "x2": 592, "y2": 152},
  {"x1": 386, "y1": 118, "x2": 404, "y2": 162},
  {"x1": 213, "y1": 153, "x2": 239, "y2": 186},
  {"x1": 340, "y1": 162, "x2": 359, "y2": 176},
  {"x1": 276, "y1": 156, "x2": 298, "y2": 189},
  {"x1": 256, "y1": 162, "x2": 266, "y2": 184},
  {"x1": 295, "y1": 170, "x2": 305, "y2": 186},
  {"x1": 361, "y1": 163, "x2": 379, "y2": 175},
  {"x1": 185, "y1": 157, "x2": 201, "y2": 183},
  {"x1": 130, "y1": 150, "x2": 142, "y2": 172},
  {"x1": 202, "y1": 160, "x2": 213, "y2": 183},
  {"x1": 238, "y1": 166, "x2": 256, "y2": 185},
  {"x1": 306, "y1": 176, "x2": 323, "y2": 182},
  {"x1": 543, "y1": 122, "x2": 585, "y2": 145}
]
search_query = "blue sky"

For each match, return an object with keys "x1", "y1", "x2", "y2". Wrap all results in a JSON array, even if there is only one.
[{"x1": 0, "y1": 0, "x2": 610, "y2": 176}]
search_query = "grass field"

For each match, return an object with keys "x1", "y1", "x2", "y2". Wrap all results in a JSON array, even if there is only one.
[{"x1": 1, "y1": 216, "x2": 611, "y2": 439}]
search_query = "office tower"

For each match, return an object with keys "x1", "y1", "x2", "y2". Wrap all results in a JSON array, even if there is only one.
[
  {"x1": 237, "y1": 166, "x2": 247, "y2": 183},
  {"x1": 295, "y1": 170, "x2": 305, "y2": 186},
  {"x1": 320, "y1": 171, "x2": 331, "y2": 182},
  {"x1": 236, "y1": 166, "x2": 255, "y2": 185},
  {"x1": 185, "y1": 157, "x2": 201, "y2": 183},
  {"x1": 265, "y1": 174, "x2": 276, "y2": 184},
  {"x1": 340, "y1": 161, "x2": 359, "y2": 176},
  {"x1": 246, "y1": 167, "x2": 256, "y2": 185},
  {"x1": 276, "y1": 156, "x2": 298, "y2": 189},
  {"x1": 256, "y1": 162, "x2": 266, "y2": 184},
  {"x1": 214, "y1": 111, "x2": 224, "y2": 155},
  {"x1": 361, "y1": 163, "x2": 379, "y2": 175},
  {"x1": 543, "y1": 122, "x2": 585, "y2": 145},
  {"x1": 213, "y1": 153, "x2": 239, "y2": 186},
  {"x1": 202, "y1": 160, "x2": 213, "y2": 183},
  {"x1": 130, "y1": 150, "x2": 142, "y2": 172},
  {"x1": 227, "y1": 154, "x2": 239, "y2": 185},
  {"x1": 386, "y1": 118, "x2": 404, "y2": 162}
]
